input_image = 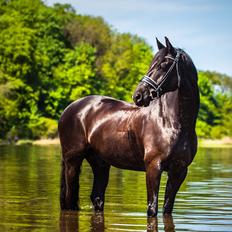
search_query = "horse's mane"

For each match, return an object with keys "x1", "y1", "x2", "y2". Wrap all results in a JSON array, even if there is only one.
[
  {"x1": 177, "y1": 48, "x2": 198, "y2": 85},
  {"x1": 176, "y1": 48, "x2": 200, "y2": 128}
]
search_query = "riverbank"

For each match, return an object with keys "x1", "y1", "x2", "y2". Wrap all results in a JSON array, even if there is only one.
[
  {"x1": 0, "y1": 138, "x2": 60, "y2": 146},
  {"x1": 1, "y1": 137, "x2": 232, "y2": 148},
  {"x1": 198, "y1": 137, "x2": 232, "y2": 148},
  {"x1": 32, "y1": 138, "x2": 60, "y2": 145},
  {"x1": 13, "y1": 138, "x2": 60, "y2": 146},
  {"x1": 10, "y1": 137, "x2": 232, "y2": 148}
]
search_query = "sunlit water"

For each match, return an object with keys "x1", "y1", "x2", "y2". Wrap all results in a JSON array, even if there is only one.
[{"x1": 0, "y1": 145, "x2": 231, "y2": 231}]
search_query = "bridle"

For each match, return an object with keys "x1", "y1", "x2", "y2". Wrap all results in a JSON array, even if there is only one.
[{"x1": 141, "y1": 50, "x2": 181, "y2": 98}]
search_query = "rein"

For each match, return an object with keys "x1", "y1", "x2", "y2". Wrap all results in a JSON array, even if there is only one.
[{"x1": 141, "y1": 51, "x2": 181, "y2": 98}]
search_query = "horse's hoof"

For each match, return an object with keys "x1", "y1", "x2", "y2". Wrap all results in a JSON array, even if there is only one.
[
  {"x1": 147, "y1": 205, "x2": 158, "y2": 217},
  {"x1": 93, "y1": 197, "x2": 104, "y2": 211}
]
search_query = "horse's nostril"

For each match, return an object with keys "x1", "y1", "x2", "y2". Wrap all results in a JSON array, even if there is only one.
[{"x1": 135, "y1": 93, "x2": 142, "y2": 102}]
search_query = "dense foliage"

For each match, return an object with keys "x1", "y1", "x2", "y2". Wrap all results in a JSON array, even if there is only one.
[
  {"x1": 197, "y1": 71, "x2": 232, "y2": 138},
  {"x1": 0, "y1": 0, "x2": 231, "y2": 141}
]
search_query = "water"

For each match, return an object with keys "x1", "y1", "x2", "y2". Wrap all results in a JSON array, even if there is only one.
[{"x1": 0, "y1": 145, "x2": 231, "y2": 231}]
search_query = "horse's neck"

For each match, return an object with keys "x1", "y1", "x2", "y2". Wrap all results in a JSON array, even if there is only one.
[
  {"x1": 151, "y1": 87, "x2": 199, "y2": 134},
  {"x1": 155, "y1": 90, "x2": 180, "y2": 130},
  {"x1": 179, "y1": 78, "x2": 199, "y2": 132}
]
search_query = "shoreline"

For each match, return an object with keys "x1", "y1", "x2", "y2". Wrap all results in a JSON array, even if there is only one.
[
  {"x1": 8, "y1": 137, "x2": 232, "y2": 148},
  {"x1": 0, "y1": 137, "x2": 232, "y2": 148},
  {"x1": 32, "y1": 138, "x2": 60, "y2": 146},
  {"x1": 198, "y1": 137, "x2": 232, "y2": 148}
]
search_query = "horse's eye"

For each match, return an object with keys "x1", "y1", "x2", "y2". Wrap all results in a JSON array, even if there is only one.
[{"x1": 161, "y1": 62, "x2": 168, "y2": 69}]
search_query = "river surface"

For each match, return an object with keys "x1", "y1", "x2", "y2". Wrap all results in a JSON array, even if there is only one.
[{"x1": 0, "y1": 145, "x2": 231, "y2": 231}]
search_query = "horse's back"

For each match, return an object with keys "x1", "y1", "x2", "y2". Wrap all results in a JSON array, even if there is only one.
[
  {"x1": 59, "y1": 95, "x2": 135, "y2": 128},
  {"x1": 59, "y1": 95, "x2": 101, "y2": 121}
]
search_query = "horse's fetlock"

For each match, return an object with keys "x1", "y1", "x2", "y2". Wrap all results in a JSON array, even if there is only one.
[
  {"x1": 147, "y1": 203, "x2": 158, "y2": 217},
  {"x1": 93, "y1": 197, "x2": 104, "y2": 211}
]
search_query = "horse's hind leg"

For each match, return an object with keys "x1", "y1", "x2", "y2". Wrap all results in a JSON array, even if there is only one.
[
  {"x1": 86, "y1": 154, "x2": 110, "y2": 211},
  {"x1": 163, "y1": 163, "x2": 187, "y2": 215},
  {"x1": 60, "y1": 154, "x2": 84, "y2": 210}
]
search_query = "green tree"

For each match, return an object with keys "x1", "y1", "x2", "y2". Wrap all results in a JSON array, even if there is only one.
[
  {"x1": 100, "y1": 33, "x2": 153, "y2": 101},
  {"x1": 0, "y1": 0, "x2": 231, "y2": 141},
  {"x1": 197, "y1": 71, "x2": 232, "y2": 138},
  {"x1": 52, "y1": 43, "x2": 97, "y2": 117},
  {"x1": 64, "y1": 15, "x2": 112, "y2": 56}
]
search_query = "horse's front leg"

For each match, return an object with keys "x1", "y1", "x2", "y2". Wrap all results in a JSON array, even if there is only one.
[
  {"x1": 163, "y1": 162, "x2": 187, "y2": 215},
  {"x1": 145, "y1": 158, "x2": 162, "y2": 217}
]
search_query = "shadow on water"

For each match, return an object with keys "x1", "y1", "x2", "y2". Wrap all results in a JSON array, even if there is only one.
[{"x1": 59, "y1": 211, "x2": 176, "y2": 232}]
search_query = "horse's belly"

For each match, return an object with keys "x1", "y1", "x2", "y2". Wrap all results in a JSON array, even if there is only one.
[{"x1": 89, "y1": 131, "x2": 145, "y2": 171}]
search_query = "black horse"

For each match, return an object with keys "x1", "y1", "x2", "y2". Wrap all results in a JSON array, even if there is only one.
[{"x1": 58, "y1": 37, "x2": 199, "y2": 217}]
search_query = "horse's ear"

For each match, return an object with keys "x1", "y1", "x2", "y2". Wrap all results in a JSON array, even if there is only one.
[
  {"x1": 156, "y1": 37, "x2": 165, "y2": 50},
  {"x1": 165, "y1": 37, "x2": 176, "y2": 54}
]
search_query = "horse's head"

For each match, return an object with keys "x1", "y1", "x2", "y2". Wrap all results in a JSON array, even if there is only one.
[{"x1": 133, "y1": 37, "x2": 182, "y2": 106}]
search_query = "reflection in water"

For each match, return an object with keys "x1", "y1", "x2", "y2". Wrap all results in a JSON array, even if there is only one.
[
  {"x1": 163, "y1": 215, "x2": 175, "y2": 232},
  {"x1": 147, "y1": 217, "x2": 158, "y2": 232},
  {"x1": 147, "y1": 216, "x2": 175, "y2": 232},
  {"x1": 91, "y1": 212, "x2": 105, "y2": 232},
  {"x1": 60, "y1": 211, "x2": 79, "y2": 232},
  {"x1": 0, "y1": 146, "x2": 232, "y2": 231},
  {"x1": 59, "y1": 211, "x2": 175, "y2": 232}
]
